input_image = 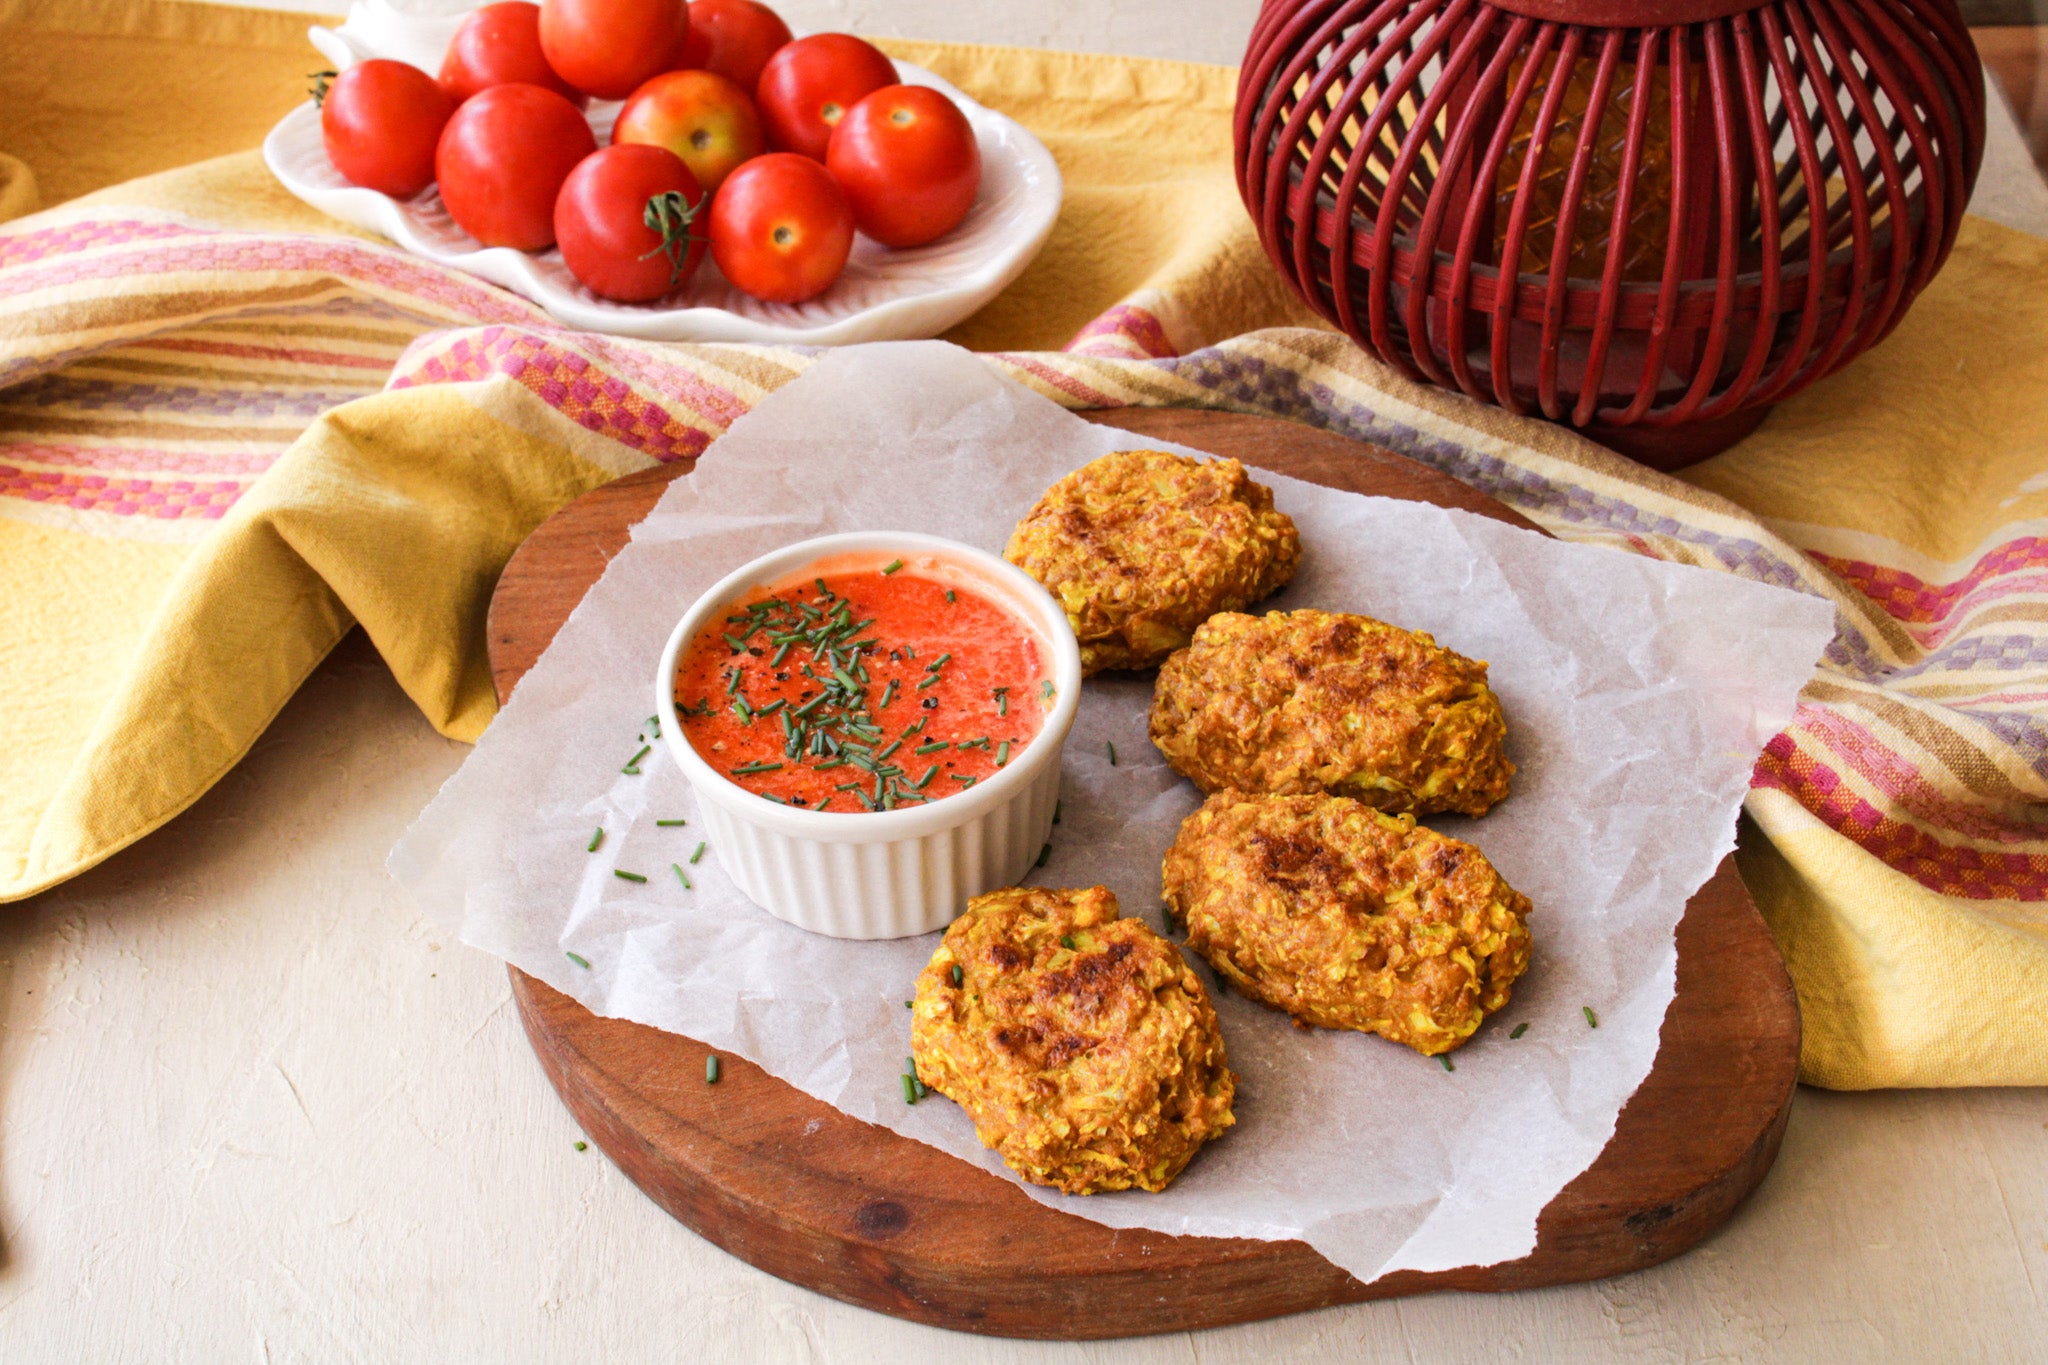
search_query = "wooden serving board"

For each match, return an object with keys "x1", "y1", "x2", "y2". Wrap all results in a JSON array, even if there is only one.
[{"x1": 486, "y1": 409, "x2": 1800, "y2": 1340}]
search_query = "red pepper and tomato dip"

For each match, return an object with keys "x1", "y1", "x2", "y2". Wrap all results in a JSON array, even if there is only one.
[{"x1": 675, "y1": 558, "x2": 1051, "y2": 812}]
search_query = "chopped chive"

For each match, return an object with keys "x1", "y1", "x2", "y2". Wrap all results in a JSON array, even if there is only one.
[
  {"x1": 726, "y1": 669, "x2": 743, "y2": 696},
  {"x1": 1036, "y1": 842, "x2": 1052, "y2": 867},
  {"x1": 1060, "y1": 934, "x2": 1077, "y2": 950},
  {"x1": 1583, "y1": 1006, "x2": 1600, "y2": 1028},
  {"x1": 915, "y1": 740, "x2": 949, "y2": 755},
  {"x1": 876, "y1": 738, "x2": 903, "y2": 761},
  {"x1": 950, "y1": 964, "x2": 963, "y2": 987},
  {"x1": 732, "y1": 698, "x2": 754, "y2": 724},
  {"x1": 673, "y1": 863, "x2": 692, "y2": 889},
  {"x1": 901, "y1": 1073, "x2": 917, "y2": 1104},
  {"x1": 730, "y1": 760, "x2": 784, "y2": 775},
  {"x1": 722, "y1": 632, "x2": 747, "y2": 652},
  {"x1": 927, "y1": 653, "x2": 952, "y2": 671},
  {"x1": 915, "y1": 674, "x2": 941, "y2": 690},
  {"x1": 1041, "y1": 679, "x2": 1053, "y2": 701},
  {"x1": 994, "y1": 687, "x2": 1009, "y2": 716},
  {"x1": 902, "y1": 717, "x2": 927, "y2": 737},
  {"x1": 906, "y1": 1059, "x2": 927, "y2": 1100},
  {"x1": 914, "y1": 765, "x2": 938, "y2": 789},
  {"x1": 690, "y1": 841, "x2": 707, "y2": 864},
  {"x1": 905, "y1": 1000, "x2": 913, "y2": 1008},
  {"x1": 815, "y1": 577, "x2": 829, "y2": 596},
  {"x1": 1438, "y1": 1055, "x2": 1455, "y2": 1072},
  {"x1": 1106, "y1": 741, "x2": 1117, "y2": 765},
  {"x1": 1510, "y1": 1022, "x2": 1530, "y2": 1039},
  {"x1": 573, "y1": 1140, "x2": 588, "y2": 1151},
  {"x1": 706, "y1": 1055, "x2": 721, "y2": 1084},
  {"x1": 951, "y1": 774, "x2": 978, "y2": 787},
  {"x1": 623, "y1": 744, "x2": 651, "y2": 772},
  {"x1": 613, "y1": 869, "x2": 648, "y2": 883},
  {"x1": 996, "y1": 740, "x2": 1011, "y2": 767},
  {"x1": 566, "y1": 951, "x2": 591, "y2": 969},
  {"x1": 882, "y1": 559, "x2": 905, "y2": 575},
  {"x1": 878, "y1": 679, "x2": 899, "y2": 710},
  {"x1": 793, "y1": 693, "x2": 830, "y2": 718},
  {"x1": 754, "y1": 699, "x2": 786, "y2": 716},
  {"x1": 586, "y1": 827, "x2": 604, "y2": 853},
  {"x1": 814, "y1": 757, "x2": 848, "y2": 771},
  {"x1": 945, "y1": 589, "x2": 956, "y2": 603},
  {"x1": 770, "y1": 642, "x2": 794, "y2": 668},
  {"x1": 655, "y1": 818, "x2": 688, "y2": 827}
]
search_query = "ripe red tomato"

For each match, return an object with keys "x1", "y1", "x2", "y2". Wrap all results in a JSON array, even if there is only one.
[
  {"x1": 677, "y1": 0, "x2": 792, "y2": 94},
  {"x1": 539, "y1": 0, "x2": 690, "y2": 100},
  {"x1": 826, "y1": 85, "x2": 981, "y2": 247},
  {"x1": 708, "y1": 152, "x2": 853, "y2": 302},
  {"x1": 754, "y1": 34, "x2": 897, "y2": 161},
  {"x1": 439, "y1": 2, "x2": 584, "y2": 105},
  {"x1": 435, "y1": 83, "x2": 598, "y2": 250},
  {"x1": 555, "y1": 144, "x2": 706, "y2": 301},
  {"x1": 613, "y1": 69, "x2": 763, "y2": 195},
  {"x1": 319, "y1": 60, "x2": 454, "y2": 199}
]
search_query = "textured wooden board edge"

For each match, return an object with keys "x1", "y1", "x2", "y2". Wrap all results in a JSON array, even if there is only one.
[{"x1": 487, "y1": 408, "x2": 1800, "y2": 1339}]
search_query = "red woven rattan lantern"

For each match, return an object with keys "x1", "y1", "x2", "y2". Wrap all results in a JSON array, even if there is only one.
[{"x1": 1234, "y1": 0, "x2": 1986, "y2": 468}]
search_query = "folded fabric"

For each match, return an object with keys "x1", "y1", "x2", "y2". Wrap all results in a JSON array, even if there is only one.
[{"x1": 2, "y1": 18, "x2": 2044, "y2": 1089}]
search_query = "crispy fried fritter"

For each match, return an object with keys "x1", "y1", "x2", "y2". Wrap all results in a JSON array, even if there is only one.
[
  {"x1": 1149, "y1": 609, "x2": 1513, "y2": 817},
  {"x1": 1162, "y1": 791, "x2": 1531, "y2": 1055},
  {"x1": 911, "y1": 885, "x2": 1236, "y2": 1195},
  {"x1": 1004, "y1": 450, "x2": 1300, "y2": 675}
]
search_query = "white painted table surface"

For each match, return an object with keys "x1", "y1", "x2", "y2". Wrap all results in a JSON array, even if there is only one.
[{"x1": 6, "y1": 2, "x2": 2048, "y2": 1359}]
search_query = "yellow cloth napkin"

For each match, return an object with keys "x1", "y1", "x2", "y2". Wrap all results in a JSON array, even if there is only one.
[{"x1": 3, "y1": 0, "x2": 2045, "y2": 1090}]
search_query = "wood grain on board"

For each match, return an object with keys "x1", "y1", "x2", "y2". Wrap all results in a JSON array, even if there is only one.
[{"x1": 485, "y1": 408, "x2": 1800, "y2": 1340}]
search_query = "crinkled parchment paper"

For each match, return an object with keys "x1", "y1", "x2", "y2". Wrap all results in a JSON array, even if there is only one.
[{"x1": 389, "y1": 341, "x2": 1833, "y2": 1284}]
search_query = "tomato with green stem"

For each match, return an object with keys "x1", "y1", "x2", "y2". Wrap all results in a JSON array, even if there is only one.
[
  {"x1": 707, "y1": 152, "x2": 853, "y2": 303},
  {"x1": 555, "y1": 144, "x2": 707, "y2": 302},
  {"x1": 317, "y1": 60, "x2": 454, "y2": 199}
]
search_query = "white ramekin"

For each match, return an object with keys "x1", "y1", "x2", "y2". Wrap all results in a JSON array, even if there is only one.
[{"x1": 655, "y1": 532, "x2": 1082, "y2": 939}]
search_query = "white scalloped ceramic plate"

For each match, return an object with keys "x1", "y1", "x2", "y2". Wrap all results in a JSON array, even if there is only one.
[{"x1": 262, "y1": 1, "x2": 1062, "y2": 343}]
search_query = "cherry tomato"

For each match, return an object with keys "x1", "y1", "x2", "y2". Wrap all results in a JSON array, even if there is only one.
[
  {"x1": 539, "y1": 0, "x2": 690, "y2": 100},
  {"x1": 755, "y1": 33, "x2": 897, "y2": 161},
  {"x1": 614, "y1": 69, "x2": 763, "y2": 195},
  {"x1": 677, "y1": 0, "x2": 792, "y2": 94},
  {"x1": 435, "y1": 83, "x2": 598, "y2": 250},
  {"x1": 318, "y1": 60, "x2": 454, "y2": 199},
  {"x1": 708, "y1": 152, "x2": 853, "y2": 302},
  {"x1": 826, "y1": 85, "x2": 981, "y2": 247},
  {"x1": 439, "y1": 2, "x2": 584, "y2": 106},
  {"x1": 555, "y1": 144, "x2": 706, "y2": 302}
]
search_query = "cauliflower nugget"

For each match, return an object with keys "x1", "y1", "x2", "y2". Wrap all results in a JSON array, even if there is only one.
[
  {"x1": 1150, "y1": 609, "x2": 1513, "y2": 817},
  {"x1": 911, "y1": 885, "x2": 1236, "y2": 1195},
  {"x1": 1004, "y1": 450, "x2": 1300, "y2": 675},
  {"x1": 1162, "y1": 791, "x2": 1531, "y2": 1055}
]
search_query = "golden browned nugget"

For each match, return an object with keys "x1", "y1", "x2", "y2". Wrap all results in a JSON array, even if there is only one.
[
  {"x1": 1004, "y1": 450, "x2": 1300, "y2": 675},
  {"x1": 911, "y1": 884, "x2": 1236, "y2": 1195},
  {"x1": 1162, "y1": 791, "x2": 1531, "y2": 1056},
  {"x1": 1150, "y1": 608, "x2": 1513, "y2": 817}
]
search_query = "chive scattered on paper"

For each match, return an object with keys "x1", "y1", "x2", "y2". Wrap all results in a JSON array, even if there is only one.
[
  {"x1": 1437, "y1": 1055, "x2": 1455, "y2": 1072},
  {"x1": 900, "y1": 1073, "x2": 918, "y2": 1105},
  {"x1": 1583, "y1": 1006, "x2": 1600, "y2": 1028},
  {"x1": 1106, "y1": 741, "x2": 1117, "y2": 765},
  {"x1": 586, "y1": 827, "x2": 604, "y2": 853},
  {"x1": 673, "y1": 863, "x2": 692, "y2": 889},
  {"x1": 622, "y1": 744, "x2": 651, "y2": 774},
  {"x1": 1510, "y1": 1022, "x2": 1530, "y2": 1039},
  {"x1": 690, "y1": 841, "x2": 707, "y2": 864},
  {"x1": 574, "y1": 1140, "x2": 588, "y2": 1151},
  {"x1": 613, "y1": 869, "x2": 648, "y2": 883},
  {"x1": 705, "y1": 1055, "x2": 721, "y2": 1084},
  {"x1": 904, "y1": 1000, "x2": 913, "y2": 1009},
  {"x1": 566, "y1": 951, "x2": 591, "y2": 969},
  {"x1": 655, "y1": 818, "x2": 687, "y2": 827}
]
